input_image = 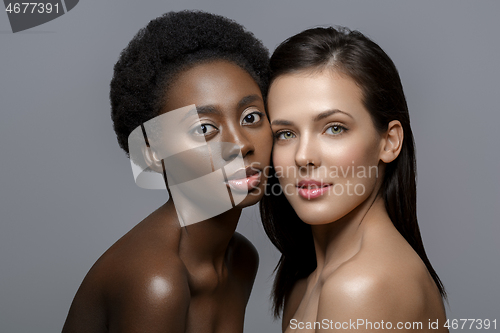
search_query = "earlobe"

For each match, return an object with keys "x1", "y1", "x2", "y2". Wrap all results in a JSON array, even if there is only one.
[{"x1": 380, "y1": 120, "x2": 403, "y2": 163}]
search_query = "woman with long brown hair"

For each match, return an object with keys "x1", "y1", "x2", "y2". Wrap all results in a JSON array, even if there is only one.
[{"x1": 261, "y1": 27, "x2": 447, "y2": 332}]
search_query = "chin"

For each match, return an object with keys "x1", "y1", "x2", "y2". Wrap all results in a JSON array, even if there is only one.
[
  {"x1": 294, "y1": 208, "x2": 342, "y2": 225},
  {"x1": 287, "y1": 197, "x2": 354, "y2": 226},
  {"x1": 234, "y1": 185, "x2": 265, "y2": 208}
]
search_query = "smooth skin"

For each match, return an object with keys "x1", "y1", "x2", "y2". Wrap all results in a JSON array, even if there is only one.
[
  {"x1": 267, "y1": 70, "x2": 447, "y2": 333},
  {"x1": 62, "y1": 61, "x2": 273, "y2": 333}
]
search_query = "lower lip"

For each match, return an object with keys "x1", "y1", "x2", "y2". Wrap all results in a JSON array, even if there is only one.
[
  {"x1": 298, "y1": 185, "x2": 331, "y2": 199},
  {"x1": 227, "y1": 171, "x2": 261, "y2": 192}
]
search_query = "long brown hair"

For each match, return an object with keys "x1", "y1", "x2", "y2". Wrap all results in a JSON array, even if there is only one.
[{"x1": 260, "y1": 26, "x2": 446, "y2": 318}]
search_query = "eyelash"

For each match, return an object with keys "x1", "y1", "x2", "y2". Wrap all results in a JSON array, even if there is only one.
[
  {"x1": 190, "y1": 110, "x2": 264, "y2": 137},
  {"x1": 324, "y1": 123, "x2": 348, "y2": 136},
  {"x1": 191, "y1": 123, "x2": 217, "y2": 136},
  {"x1": 274, "y1": 123, "x2": 348, "y2": 141},
  {"x1": 274, "y1": 130, "x2": 296, "y2": 141},
  {"x1": 242, "y1": 110, "x2": 264, "y2": 125}
]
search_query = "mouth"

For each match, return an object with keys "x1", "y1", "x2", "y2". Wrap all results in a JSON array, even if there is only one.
[
  {"x1": 296, "y1": 180, "x2": 332, "y2": 199},
  {"x1": 226, "y1": 166, "x2": 262, "y2": 192}
]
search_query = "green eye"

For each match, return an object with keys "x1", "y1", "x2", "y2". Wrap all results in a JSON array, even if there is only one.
[
  {"x1": 277, "y1": 131, "x2": 295, "y2": 140},
  {"x1": 326, "y1": 125, "x2": 344, "y2": 135}
]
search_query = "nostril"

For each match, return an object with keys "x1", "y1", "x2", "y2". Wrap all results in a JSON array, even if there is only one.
[
  {"x1": 221, "y1": 142, "x2": 242, "y2": 161},
  {"x1": 225, "y1": 152, "x2": 240, "y2": 161}
]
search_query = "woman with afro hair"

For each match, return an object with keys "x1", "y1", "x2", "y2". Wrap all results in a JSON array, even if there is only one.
[{"x1": 62, "y1": 11, "x2": 272, "y2": 332}]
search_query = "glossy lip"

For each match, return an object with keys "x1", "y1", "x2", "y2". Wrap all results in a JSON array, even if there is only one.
[
  {"x1": 226, "y1": 166, "x2": 259, "y2": 180},
  {"x1": 296, "y1": 179, "x2": 332, "y2": 200},
  {"x1": 226, "y1": 166, "x2": 262, "y2": 192}
]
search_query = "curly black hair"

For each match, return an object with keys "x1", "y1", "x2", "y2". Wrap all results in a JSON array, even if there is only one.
[{"x1": 110, "y1": 10, "x2": 270, "y2": 155}]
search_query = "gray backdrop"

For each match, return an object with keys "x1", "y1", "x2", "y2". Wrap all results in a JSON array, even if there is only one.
[{"x1": 1, "y1": 1, "x2": 499, "y2": 332}]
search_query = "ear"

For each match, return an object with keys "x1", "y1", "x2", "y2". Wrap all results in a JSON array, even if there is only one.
[
  {"x1": 142, "y1": 145, "x2": 164, "y2": 173},
  {"x1": 379, "y1": 120, "x2": 404, "y2": 163}
]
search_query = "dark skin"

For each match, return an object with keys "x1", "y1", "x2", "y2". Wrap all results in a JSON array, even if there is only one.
[{"x1": 62, "y1": 60, "x2": 273, "y2": 333}]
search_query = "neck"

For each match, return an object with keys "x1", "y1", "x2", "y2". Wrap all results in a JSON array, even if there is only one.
[
  {"x1": 163, "y1": 199, "x2": 242, "y2": 273},
  {"x1": 310, "y1": 193, "x2": 387, "y2": 274}
]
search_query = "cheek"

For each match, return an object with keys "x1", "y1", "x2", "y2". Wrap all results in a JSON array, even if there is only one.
[
  {"x1": 251, "y1": 128, "x2": 273, "y2": 165},
  {"x1": 272, "y1": 145, "x2": 294, "y2": 175},
  {"x1": 326, "y1": 136, "x2": 380, "y2": 171},
  {"x1": 162, "y1": 146, "x2": 213, "y2": 185},
  {"x1": 272, "y1": 149, "x2": 282, "y2": 168},
  {"x1": 260, "y1": 126, "x2": 274, "y2": 152}
]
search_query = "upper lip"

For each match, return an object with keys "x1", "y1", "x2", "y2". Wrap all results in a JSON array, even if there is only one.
[
  {"x1": 226, "y1": 166, "x2": 260, "y2": 181},
  {"x1": 297, "y1": 179, "x2": 332, "y2": 188}
]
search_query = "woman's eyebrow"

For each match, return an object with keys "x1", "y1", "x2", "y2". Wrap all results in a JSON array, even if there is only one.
[
  {"x1": 271, "y1": 119, "x2": 294, "y2": 126},
  {"x1": 238, "y1": 94, "x2": 262, "y2": 108},
  {"x1": 180, "y1": 95, "x2": 261, "y2": 122},
  {"x1": 181, "y1": 105, "x2": 222, "y2": 122},
  {"x1": 271, "y1": 109, "x2": 352, "y2": 127},
  {"x1": 313, "y1": 109, "x2": 353, "y2": 122}
]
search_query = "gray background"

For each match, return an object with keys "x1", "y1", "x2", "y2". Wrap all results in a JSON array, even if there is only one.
[{"x1": 1, "y1": 1, "x2": 499, "y2": 332}]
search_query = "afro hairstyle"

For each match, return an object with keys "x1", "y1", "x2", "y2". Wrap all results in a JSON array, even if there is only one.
[{"x1": 110, "y1": 10, "x2": 270, "y2": 156}]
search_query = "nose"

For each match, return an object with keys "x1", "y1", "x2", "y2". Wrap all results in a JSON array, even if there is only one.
[
  {"x1": 221, "y1": 126, "x2": 255, "y2": 161},
  {"x1": 295, "y1": 134, "x2": 320, "y2": 168}
]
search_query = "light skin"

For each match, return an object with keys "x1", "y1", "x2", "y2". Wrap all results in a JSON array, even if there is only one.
[
  {"x1": 267, "y1": 70, "x2": 447, "y2": 332},
  {"x1": 62, "y1": 60, "x2": 273, "y2": 333}
]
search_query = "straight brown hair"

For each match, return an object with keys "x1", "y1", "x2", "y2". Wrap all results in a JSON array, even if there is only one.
[{"x1": 260, "y1": 27, "x2": 446, "y2": 317}]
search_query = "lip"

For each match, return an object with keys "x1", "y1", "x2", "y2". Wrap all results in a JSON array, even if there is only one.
[
  {"x1": 296, "y1": 179, "x2": 332, "y2": 199},
  {"x1": 226, "y1": 166, "x2": 259, "y2": 180},
  {"x1": 226, "y1": 167, "x2": 261, "y2": 192}
]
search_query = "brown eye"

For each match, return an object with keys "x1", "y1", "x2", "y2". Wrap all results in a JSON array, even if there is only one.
[
  {"x1": 192, "y1": 123, "x2": 217, "y2": 136},
  {"x1": 242, "y1": 112, "x2": 262, "y2": 125}
]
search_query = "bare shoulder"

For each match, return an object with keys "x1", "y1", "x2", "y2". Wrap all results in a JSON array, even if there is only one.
[
  {"x1": 317, "y1": 236, "x2": 447, "y2": 329},
  {"x1": 103, "y1": 251, "x2": 191, "y2": 333},
  {"x1": 228, "y1": 232, "x2": 259, "y2": 286},
  {"x1": 319, "y1": 262, "x2": 423, "y2": 319},
  {"x1": 64, "y1": 210, "x2": 191, "y2": 332}
]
